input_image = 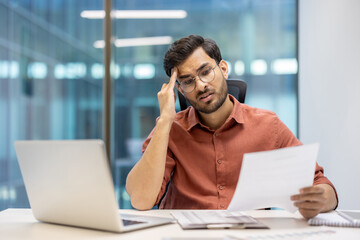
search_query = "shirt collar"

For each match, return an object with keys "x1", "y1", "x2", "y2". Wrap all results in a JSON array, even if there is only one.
[{"x1": 186, "y1": 94, "x2": 245, "y2": 132}]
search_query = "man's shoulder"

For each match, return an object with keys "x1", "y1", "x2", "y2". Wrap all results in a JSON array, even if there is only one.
[
  {"x1": 236, "y1": 103, "x2": 281, "y2": 127},
  {"x1": 240, "y1": 103, "x2": 277, "y2": 118}
]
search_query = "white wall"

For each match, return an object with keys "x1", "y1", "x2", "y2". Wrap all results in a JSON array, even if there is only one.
[{"x1": 299, "y1": 0, "x2": 360, "y2": 209}]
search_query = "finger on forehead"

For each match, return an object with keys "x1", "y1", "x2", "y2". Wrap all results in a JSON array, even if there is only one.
[{"x1": 168, "y1": 67, "x2": 178, "y2": 87}]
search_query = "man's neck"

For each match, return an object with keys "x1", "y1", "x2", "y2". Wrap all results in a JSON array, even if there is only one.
[{"x1": 198, "y1": 95, "x2": 234, "y2": 130}]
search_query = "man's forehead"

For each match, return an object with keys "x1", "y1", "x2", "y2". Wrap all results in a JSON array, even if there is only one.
[{"x1": 177, "y1": 47, "x2": 213, "y2": 74}]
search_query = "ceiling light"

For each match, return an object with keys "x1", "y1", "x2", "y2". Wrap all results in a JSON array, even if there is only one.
[
  {"x1": 93, "y1": 36, "x2": 173, "y2": 48},
  {"x1": 271, "y1": 58, "x2": 298, "y2": 75},
  {"x1": 251, "y1": 60, "x2": 267, "y2": 75},
  {"x1": 235, "y1": 61, "x2": 245, "y2": 75},
  {"x1": 114, "y1": 36, "x2": 172, "y2": 47},
  {"x1": 81, "y1": 10, "x2": 187, "y2": 19}
]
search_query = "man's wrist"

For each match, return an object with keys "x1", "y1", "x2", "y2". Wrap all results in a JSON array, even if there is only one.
[
  {"x1": 318, "y1": 184, "x2": 338, "y2": 212},
  {"x1": 158, "y1": 115, "x2": 174, "y2": 126},
  {"x1": 156, "y1": 116, "x2": 174, "y2": 132}
]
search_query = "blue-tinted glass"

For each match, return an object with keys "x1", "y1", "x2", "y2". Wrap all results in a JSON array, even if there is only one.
[
  {"x1": 0, "y1": 0, "x2": 298, "y2": 211},
  {"x1": 0, "y1": 0, "x2": 103, "y2": 211},
  {"x1": 111, "y1": 0, "x2": 298, "y2": 208}
]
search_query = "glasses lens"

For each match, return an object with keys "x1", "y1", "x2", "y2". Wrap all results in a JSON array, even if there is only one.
[
  {"x1": 179, "y1": 65, "x2": 216, "y2": 93},
  {"x1": 180, "y1": 79, "x2": 195, "y2": 93},
  {"x1": 199, "y1": 66, "x2": 215, "y2": 83}
]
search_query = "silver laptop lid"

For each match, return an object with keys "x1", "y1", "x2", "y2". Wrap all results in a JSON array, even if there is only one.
[{"x1": 14, "y1": 140, "x2": 124, "y2": 232}]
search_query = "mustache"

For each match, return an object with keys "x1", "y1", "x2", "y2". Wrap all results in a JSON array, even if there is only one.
[{"x1": 196, "y1": 89, "x2": 213, "y2": 99}]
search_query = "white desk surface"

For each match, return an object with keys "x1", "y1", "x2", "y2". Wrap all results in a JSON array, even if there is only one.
[{"x1": 1, "y1": 208, "x2": 359, "y2": 240}]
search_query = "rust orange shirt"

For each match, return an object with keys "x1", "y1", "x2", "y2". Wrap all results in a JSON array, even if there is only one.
[{"x1": 142, "y1": 95, "x2": 337, "y2": 209}]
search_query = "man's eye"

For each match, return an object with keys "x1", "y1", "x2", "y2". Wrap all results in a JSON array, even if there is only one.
[
  {"x1": 200, "y1": 68, "x2": 211, "y2": 77},
  {"x1": 182, "y1": 79, "x2": 194, "y2": 86}
]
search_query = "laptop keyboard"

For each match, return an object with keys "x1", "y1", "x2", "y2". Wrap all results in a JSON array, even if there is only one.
[
  {"x1": 172, "y1": 210, "x2": 257, "y2": 224},
  {"x1": 122, "y1": 219, "x2": 146, "y2": 226}
]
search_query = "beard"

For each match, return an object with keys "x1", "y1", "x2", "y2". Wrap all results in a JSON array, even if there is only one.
[{"x1": 186, "y1": 77, "x2": 228, "y2": 114}]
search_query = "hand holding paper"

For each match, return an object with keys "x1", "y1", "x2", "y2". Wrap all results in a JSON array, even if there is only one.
[
  {"x1": 228, "y1": 143, "x2": 319, "y2": 212},
  {"x1": 291, "y1": 183, "x2": 337, "y2": 218}
]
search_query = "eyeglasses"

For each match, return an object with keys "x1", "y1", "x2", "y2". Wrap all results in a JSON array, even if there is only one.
[{"x1": 176, "y1": 64, "x2": 218, "y2": 93}]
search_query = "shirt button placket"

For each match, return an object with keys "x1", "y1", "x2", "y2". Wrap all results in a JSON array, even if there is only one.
[{"x1": 214, "y1": 131, "x2": 226, "y2": 209}]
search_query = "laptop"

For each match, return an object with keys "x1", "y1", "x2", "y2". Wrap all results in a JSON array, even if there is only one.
[{"x1": 14, "y1": 140, "x2": 173, "y2": 233}]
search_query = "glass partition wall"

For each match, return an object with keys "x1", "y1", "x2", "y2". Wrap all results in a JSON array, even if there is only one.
[
  {"x1": 0, "y1": 0, "x2": 297, "y2": 211},
  {"x1": 0, "y1": 0, "x2": 103, "y2": 210},
  {"x1": 111, "y1": 0, "x2": 298, "y2": 208}
]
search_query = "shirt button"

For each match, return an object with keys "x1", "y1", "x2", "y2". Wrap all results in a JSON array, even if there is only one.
[
  {"x1": 217, "y1": 159, "x2": 222, "y2": 164},
  {"x1": 215, "y1": 133, "x2": 219, "y2": 137},
  {"x1": 220, "y1": 204, "x2": 225, "y2": 208},
  {"x1": 218, "y1": 185, "x2": 224, "y2": 190}
]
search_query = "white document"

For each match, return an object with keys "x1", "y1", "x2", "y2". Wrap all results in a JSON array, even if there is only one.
[{"x1": 228, "y1": 143, "x2": 319, "y2": 212}]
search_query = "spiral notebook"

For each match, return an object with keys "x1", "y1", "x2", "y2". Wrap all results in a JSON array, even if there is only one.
[{"x1": 308, "y1": 211, "x2": 360, "y2": 228}]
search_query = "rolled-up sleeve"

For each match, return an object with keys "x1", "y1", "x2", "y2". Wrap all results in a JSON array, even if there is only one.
[{"x1": 313, "y1": 163, "x2": 339, "y2": 208}]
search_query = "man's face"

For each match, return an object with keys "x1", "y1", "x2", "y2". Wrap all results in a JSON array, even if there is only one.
[{"x1": 176, "y1": 47, "x2": 229, "y2": 114}]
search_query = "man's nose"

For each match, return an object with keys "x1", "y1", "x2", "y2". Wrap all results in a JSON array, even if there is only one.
[{"x1": 195, "y1": 77, "x2": 208, "y2": 91}]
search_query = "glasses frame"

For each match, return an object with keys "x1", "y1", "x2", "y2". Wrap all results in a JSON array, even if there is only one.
[{"x1": 176, "y1": 63, "x2": 219, "y2": 93}]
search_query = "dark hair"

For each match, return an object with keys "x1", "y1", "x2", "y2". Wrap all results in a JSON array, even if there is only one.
[{"x1": 163, "y1": 35, "x2": 222, "y2": 77}]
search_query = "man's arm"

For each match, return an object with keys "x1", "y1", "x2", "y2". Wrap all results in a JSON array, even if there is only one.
[
  {"x1": 125, "y1": 69, "x2": 178, "y2": 210},
  {"x1": 291, "y1": 184, "x2": 338, "y2": 219}
]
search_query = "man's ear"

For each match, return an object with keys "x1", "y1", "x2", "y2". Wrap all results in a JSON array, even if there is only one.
[{"x1": 219, "y1": 60, "x2": 229, "y2": 79}]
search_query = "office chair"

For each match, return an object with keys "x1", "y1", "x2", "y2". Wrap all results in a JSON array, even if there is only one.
[{"x1": 177, "y1": 79, "x2": 247, "y2": 111}]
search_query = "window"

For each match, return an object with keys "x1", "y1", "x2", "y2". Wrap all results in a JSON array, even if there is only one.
[
  {"x1": 0, "y1": 0, "x2": 297, "y2": 211},
  {"x1": 111, "y1": 0, "x2": 298, "y2": 208},
  {"x1": 0, "y1": 0, "x2": 103, "y2": 210}
]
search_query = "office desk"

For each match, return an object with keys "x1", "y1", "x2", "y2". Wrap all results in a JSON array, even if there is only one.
[{"x1": 1, "y1": 209, "x2": 359, "y2": 240}]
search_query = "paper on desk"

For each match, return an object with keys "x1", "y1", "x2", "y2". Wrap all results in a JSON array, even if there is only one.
[{"x1": 228, "y1": 143, "x2": 319, "y2": 212}]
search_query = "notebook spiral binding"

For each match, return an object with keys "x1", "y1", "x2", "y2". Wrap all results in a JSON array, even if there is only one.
[{"x1": 308, "y1": 219, "x2": 360, "y2": 228}]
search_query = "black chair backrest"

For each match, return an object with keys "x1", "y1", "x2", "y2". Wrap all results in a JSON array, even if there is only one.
[{"x1": 177, "y1": 79, "x2": 247, "y2": 111}]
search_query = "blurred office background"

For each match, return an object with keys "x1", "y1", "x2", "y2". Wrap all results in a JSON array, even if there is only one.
[{"x1": 0, "y1": 0, "x2": 299, "y2": 211}]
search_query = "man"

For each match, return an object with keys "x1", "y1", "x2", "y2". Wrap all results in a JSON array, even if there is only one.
[{"x1": 126, "y1": 35, "x2": 338, "y2": 218}]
